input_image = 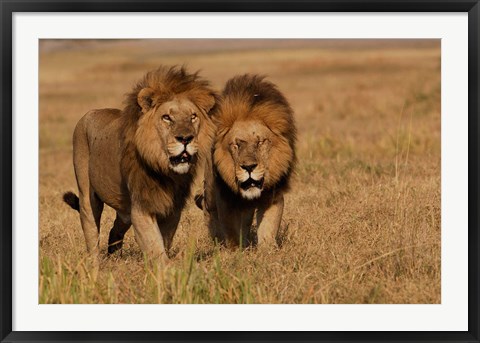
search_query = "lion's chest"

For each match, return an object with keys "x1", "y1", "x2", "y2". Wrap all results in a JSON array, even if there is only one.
[{"x1": 126, "y1": 163, "x2": 194, "y2": 218}]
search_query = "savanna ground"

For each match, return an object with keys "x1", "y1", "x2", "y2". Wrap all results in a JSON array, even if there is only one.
[{"x1": 39, "y1": 39, "x2": 441, "y2": 304}]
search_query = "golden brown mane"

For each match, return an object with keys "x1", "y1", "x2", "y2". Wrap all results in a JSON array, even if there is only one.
[
  {"x1": 213, "y1": 74, "x2": 297, "y2": 195},
  {"x1": 121, "y1": 66, "x2": 217, "y2": 216},
  {"x1": 123, "y1": 66, "x2": 216, "y2": 122},
  {"x1": 214, "y1": 74, "x2": 296, "y2": 148}
]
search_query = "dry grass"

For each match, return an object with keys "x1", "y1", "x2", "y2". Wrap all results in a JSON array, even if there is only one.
[{"x1": 39, "y1": 39, "x2": 441, "y2": 304}]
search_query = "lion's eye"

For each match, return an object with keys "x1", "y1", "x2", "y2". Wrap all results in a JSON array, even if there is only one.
[
  {"x1": 162, "y1": 115, "x2": 172, "y2": 122},
  {"x1": 258, "y1": 139, "x2": 267, "y2": 146},
  {"x1": 191, "y1": 113, "x2": 197, "y2": 121}
]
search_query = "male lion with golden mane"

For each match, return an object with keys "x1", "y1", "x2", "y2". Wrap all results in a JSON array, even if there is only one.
[
  {"x1": 196, "y1": 74, "x2": 296, "y2": 248},
  {"x1": 63, "y1": 66, "x2": 217, "y2": 261}
]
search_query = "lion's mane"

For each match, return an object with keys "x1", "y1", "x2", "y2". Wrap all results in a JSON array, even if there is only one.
[
  {"x1": 212, "y1": 74, "x2": 297, "y2": 197},
  {"x1": 121, "y1": 66, "x2": 217, "y2": 216}
]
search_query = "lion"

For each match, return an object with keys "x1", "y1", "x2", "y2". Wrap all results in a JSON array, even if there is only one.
[
  {"x1": 196, "y1": 74, "x2": 296, "y2": 248},
  {"x1": 63, "y1": 66, "x2": 217, "y2": 261}
]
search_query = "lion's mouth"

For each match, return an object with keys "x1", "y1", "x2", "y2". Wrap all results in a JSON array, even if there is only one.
[
  {"x1": 170, "y1": 151, "x2": 192, "y2": 165},
  {"x1": 240, "y1": 177, "x2": 264, "y2": 190}
]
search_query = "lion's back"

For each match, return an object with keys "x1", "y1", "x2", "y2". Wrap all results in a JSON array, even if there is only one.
[{"x1": 81, "y1": 107, "x2": 122, "y2": 135}]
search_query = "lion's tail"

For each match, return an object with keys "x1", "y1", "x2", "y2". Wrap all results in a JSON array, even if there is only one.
[{"x1": 63, "y1": 191, "x2": 80, "y2": 211}]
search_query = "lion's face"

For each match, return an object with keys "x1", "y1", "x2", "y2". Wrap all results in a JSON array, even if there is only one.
[
  {"x1": 226, "y1": 120, "x2": 272, "y2": 199},
  {"x1": 135, "y1": 87, "x2": 215, "y2": 175},
  {"x1": 155, "y1": 98, "x2": 201, "y2": 174},
  {"x1": 214, "y1": 114, "x2": 295, "y2": 201}
]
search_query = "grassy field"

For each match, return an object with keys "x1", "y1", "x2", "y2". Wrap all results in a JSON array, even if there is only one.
[{"x1": 39, "y1": 39, "x2": 441, "y2": 304}]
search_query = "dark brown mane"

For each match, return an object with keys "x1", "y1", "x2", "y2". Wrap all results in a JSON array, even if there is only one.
[{"x1": 223, "y1": 74, "x2": 286, "y2": 108}]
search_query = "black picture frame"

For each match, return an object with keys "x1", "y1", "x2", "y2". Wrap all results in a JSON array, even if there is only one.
[{"x1": 1, "y1": 1, "x2": 479, "y2": 342}]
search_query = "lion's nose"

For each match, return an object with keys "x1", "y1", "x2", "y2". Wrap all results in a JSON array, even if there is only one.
[
  {"x1": 241, "y1": 164, "x2": 257, "y2": 173},
  {"x1": 176, "y1": 135, "x2": 194, "y2": 145}
]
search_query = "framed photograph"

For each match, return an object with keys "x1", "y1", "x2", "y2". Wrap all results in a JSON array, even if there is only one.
[{"x1": 1, "y1": 1, "x2": 479, "y2": 342}]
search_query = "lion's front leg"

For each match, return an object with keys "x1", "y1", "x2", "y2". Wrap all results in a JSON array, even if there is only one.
[
  {"x1": 218, "y1": 205, "x2": 254, "y2": 248},
  {"x1": 239, "y1": 209, "x2": 255, "y2": 248},
  {"x1": 217, "y1": 206, "x2": 241, "y2": 248},
  {"x1": 131, "y1": 206, "x2": 168, "y2": 262},
  {"x1": 256, "y1": 193, "x2": 284, "y2": 247},
  {"x1": 157, "y1": 210, "x2": 181, "y2": 253},
  {"x1": 203, "y1": 203, "x2": 226, "y2": 245}
]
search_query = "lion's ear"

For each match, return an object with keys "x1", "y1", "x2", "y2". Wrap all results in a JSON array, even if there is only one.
[
  {"x1": 201, "y1": 93, "x2": 217, "y2": 113},
  {"x1": 137, "y1": 87, "x2": 156, "y2": 114},
  {"x1": 189, "y1": 90, "x2": 217, "y2": 115}
]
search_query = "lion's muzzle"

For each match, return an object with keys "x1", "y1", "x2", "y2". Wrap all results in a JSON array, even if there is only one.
[
  {"x1": 237, "y1": 165, "x2": 265, "y2": 200},
  {"x1": 240, "y1": 177, "x2": 264, "y2": 190},
  {"x1": 169, "y1": 151, "x2": 192, "y2": 165},
  {"x1": 168, "y1": 140, "x2": 198, "y2": 174}
]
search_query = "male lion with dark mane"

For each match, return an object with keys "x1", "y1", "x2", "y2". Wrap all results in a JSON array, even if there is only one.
[
  {"x1": 63, "y1": 66, "x2": 217, "y2": 261},
  {"x1": 196, "y1": 74, "x2": 296, "y2": 248}
]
